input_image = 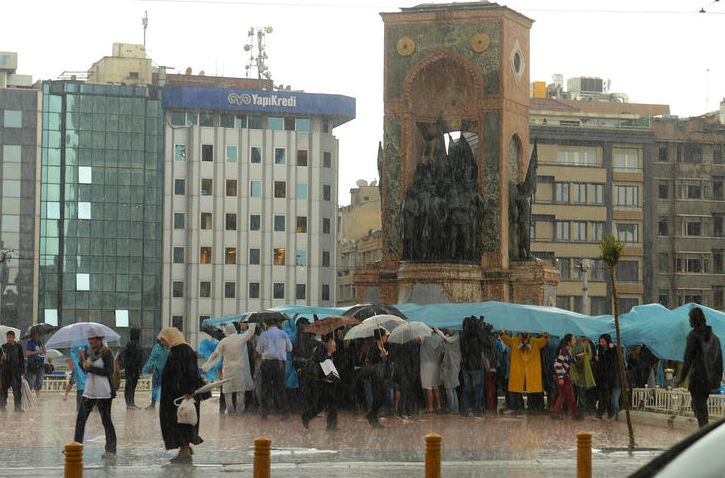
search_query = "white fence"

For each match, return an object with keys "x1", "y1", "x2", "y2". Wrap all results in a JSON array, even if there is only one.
[
  {"x1": 40, "y1": 373, "x2": 152, "y2": 393},
  {"x1": 632, "y1": 387, "x2": 725, "y2": 418}
]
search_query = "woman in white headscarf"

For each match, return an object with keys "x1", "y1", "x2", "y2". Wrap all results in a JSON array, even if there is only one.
[{"x1": 201, "y1": 322, "x2": 256, "y2": 414}]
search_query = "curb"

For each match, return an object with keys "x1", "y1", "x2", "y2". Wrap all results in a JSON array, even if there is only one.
[{"x1": 629, "y1": 410, "x2": 699, "y2": 432}]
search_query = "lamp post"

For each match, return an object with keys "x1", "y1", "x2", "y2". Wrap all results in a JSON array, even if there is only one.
[
  {"x1": 0, "y1": 249, "x2": 16, "y2": 325},
  {"x1": 575, "y1": 258, "x2": 591, "y2": 314}
]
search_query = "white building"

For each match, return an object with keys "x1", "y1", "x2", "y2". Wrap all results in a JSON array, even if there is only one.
[{"x1": 161, "y1": 80, "x2": 355, "y2": 344}]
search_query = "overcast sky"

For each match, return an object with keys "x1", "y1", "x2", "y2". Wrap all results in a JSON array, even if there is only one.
[{"x1": 4, "y1": 0, "x2": 724, "y2": 203}]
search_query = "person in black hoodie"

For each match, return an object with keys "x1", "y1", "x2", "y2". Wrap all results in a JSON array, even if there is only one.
[
  {"x1": 459, "y1": 316, "x2": 485, "y2": 417},
  {"x1": 678, "y1": 307, "x2": 723, "y2": 427},
  {"x1": 119, "y1": 328, "x2": 144, "y2": 410},
  {"x1": 301, "y1": 333, "x2": 338, "y2": 431},
  {"x1": 1, "y1": 330, "x2": 25, "y2": 412},
  {"x1": 593, "y1": 333, "x2": 620, "y2": 420}
]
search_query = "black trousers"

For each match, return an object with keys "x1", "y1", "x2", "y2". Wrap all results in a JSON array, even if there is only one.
[
  {"x1": 367, "y1": 380, "x2": 386, "y2": 421},
  {"x1": 690, "y1": 390, "x2": 710, "y2": 427},
  {"x1": 124, "y1": 372, "x2": 139, "y2": 406},
  {"x1": 260, "y1": 360, "x2": 288, "y2": 417},
  {"x1": 596, "y1": 384, "x2": 612, "y2": 418},
  {"x1": 397, "y1": 380, "x2": 416, "y2": 416},
  {"x1": 302, "y1": 381, "x2": 337, "y2": 428},
  {"x1": 0, "y1": 374, "x2": 22, "y2": 411},
  {"x1": 74, "y1": 397, "x2": 117, "y2": 453}
]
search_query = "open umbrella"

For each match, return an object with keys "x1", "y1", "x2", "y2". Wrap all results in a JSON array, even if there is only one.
[
  {"x1": 243, "y1": 310, "x2": 288, "y2": 324},
  {"x1": 362, "y1": 314, "x2": 406, "y2": 332},
  {"x1": 21, "y1": 323, "x2": 58, "y2": 340},
  {"x1": 0, "y1": 326, "x2": 21, "y2": 346},
  {"x1": 344, "y1": 321, "x2": 391, "y2": 341},
  {"x1": 387, "y1": 321, "x2": 433, "y2": 344},
  {"x1": 201, "y1": 324, "x2": 226, "y2": 341},
  {"x1": 45, "y1": 322, "x2": 121, "y2": 348},
  {"x1": 304, "y1": 316, "x2": 360, "y2": 336},
  {"x1": 45, "y1": 349, "x2": 64, "y2": 359},
  {"x1": 344, "y1": 304, "x2": 407, "y2": 320}
]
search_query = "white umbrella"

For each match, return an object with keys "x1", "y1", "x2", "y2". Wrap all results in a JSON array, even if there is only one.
[
  {"x1": 45, "y1": 349, "x2": 64, "y2": 359},
  {"x1": 344, "y1": 321, "x2": 391, "y2": 341},
  {"x1": 45, "y1": 322, "x2": 121, "y2": 348},
  {"x1": 0, "y1": 326, "x2": 21, "y2": 346},
  {"x1": 387, "y1": 321, "x2": 433, "y2": 344},
  {"x1": 361, "y1": 314, "x2": 406, "y2": 332}
]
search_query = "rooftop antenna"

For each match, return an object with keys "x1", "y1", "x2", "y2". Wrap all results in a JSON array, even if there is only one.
[
  {"x1": 142, "y1": 11, "x2": 149, "y2": 50},
  {"x1": 244, "y1": 26, "x2": 273, "y2": 90}
]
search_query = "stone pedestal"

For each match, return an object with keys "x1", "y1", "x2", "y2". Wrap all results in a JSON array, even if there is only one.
[
  {"x1": 397, "y1": 263, "x2": 484, "y2": 304},
  {"x1": 508, "y1": 260, "x2": 559, "y2": 306}
]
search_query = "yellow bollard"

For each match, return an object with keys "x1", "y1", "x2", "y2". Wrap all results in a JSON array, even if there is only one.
[
  {"x1": 253, "y1": 436, "x2": 272, "y2": 478},
  {"x1": 577, "y1": 432, "x2": 592, "y2": 478},
  {"x1": 425, "y1": 433, "x2": 442, "y2": 478},
  {"x1": 64, "y1": 442, "x2": 83, "y2": 478}
]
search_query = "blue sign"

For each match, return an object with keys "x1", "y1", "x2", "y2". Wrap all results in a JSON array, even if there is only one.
[{"x1": 162, "y1": 86, "x2": 355, "y2": 125}]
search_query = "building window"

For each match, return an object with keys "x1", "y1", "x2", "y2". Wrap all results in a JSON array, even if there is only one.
[
  {"x1": 589, "y1": 222, "x2": 603, "y2": 242},
  {"x1": 273, "y1": 283, "x2": 285, "y2": 299},
  {"x1": 684, "y1": 143, "x2": 703, "y2": 163},
  {"x1": 322, "y1": 250, "x2": 330, "y2": 267},
  {"x1": 555, "y1": 183, "x2": 569, "y2": 203},
  {"x1": 173, "y1": 281, "x2": 184, "y2": 298},
  {"x1": 174, "y1": 145, "x2": 186, "y2": 161},
  {"x1": 296, "y1": 216, "x2": 307, "y2": 233},
  {"x1": 200, "y1": 212, "x2": 212, "y2": 229},
  {"x1": 226, "y1": 213, "x2": 237, "y2": 231},
  {"x1": 590, "y1": 296, "x2": 609, "y2": 315},
  {"x1": 249, "y1": 282, "x2": 260, "y2": 298},
  {"x1": 658, "y1": 180, "x2": 669, "y2": 199},
  {"x1": 220, "y1": 114, "x2": 234, "y2": 128},
  {"x1": 78, "y1": 202, "x2": 92, "y2": 219},
  {"x1": 685, "y1": 183, "x2": 702, "y2": 199},
  {"x1": 572, "y1": 183, "x2": 587, "y2": 204},
  {"x1": 3, "y1": 110, "x2": 22, "y2": 128},
  {"x1": 173, "y1": 247, "x2": 184, "y2": 264},
  {"x1": 200, "y1": 247, "x2": 212, "y2": 264},
  {"x1": 322, "y1": 218, "x2": 331, "y2": 234},
  {"x1": 619, "y1": 298, "x2": 639, "y2": 313},
  {"x1": 199, "y1": 112, "x2": 213, "y2": 127},
  {"x1": 251, "y1": 146, "x2": 262, "y2": 164},
  {"x1": 588, "y1": 184, "x2": 603, "y2": 205},
  {"x1": 321, "y1": 284, "x2": 330, "y2": 301},
  {"x1": 250, "y1": 181, "x2": 261, "y2": 197},
  {"x1": 658, "y1": 252, "x2": 669, "y2": 272},
  {"x1": 557, "y1": 258, "x2": 570, "y2": 281},
  {"x1": 658, "y1": 145, "x2": 669, "y2": 162},
  {"x1": 77, "y1": 273, "x2": 90, "y2": 291},
  {"x1": 225, "y1": 145, "x2": 237, "y2": 163},
  {"x1": 295, "y1": 250, "x2": 307, "y2": 266},
  {"x1": 590, "y1": 259, "x2": 606, "y2": 281},
  {"x1": 296, "y1": 284, "x2": 306, "y2": 300},
  {"x1": 201, "y1": 144, "x2": 213, "y2": 162},
  {"x1": 614, "y1": 151, "x2": 640, "y2": 172},
  {"x1": 323, "y1": 184, "x2": 331, "y2": 201},
  {"x1": 557, "y1": 296, "x2": 571, "y2": 310},
  {"x1": 274, "y1": 248, "x2": 286, "y2": 266},
  {"x1": 555, "y1": 221, "x2": 570, "y2": 241},
  {"x1": 323, "y1": 151, "x2": 332, "y2": 168},
  {"x1": 187, "y1": 112, "x2": 198, "y2": 126},
  {"x1": 714, "y1": 177, "x2": 725, "y2": 200},
  {"x1": 249, "y1": 248, "x2": 260, "y2": 265},
  {"x1": 297, "y1": 183, "x2": 308, "y2": 200},
  {"x1": 713, "y1": 249, "x2": 724, "y2": 274},
  {"x1": 658, "y1": 216, "x2": 668, "y2": 235},
  {"x1": 685, "y1": 219, "x2": 703, "y2": 236},
  {"x1": 224, "y1": 282, "x2": 235, "y2": 299},
  {"x1": 174, "y1": 179, "x2": 185, "y2": 195},
  {"x1": 250, "y1": 214, "x2": 261, "y2": 231},
  {"x1": 557, "y1": 150, "x2": 596, "y2": 166},
  {"x1": 715, "y1": 145, "x2": 723, "y2": 164},
  {"x1": 200, "y1": 281, "x2": 211, "y2": 298},
  {"x1": 225, "y1": 247, "x2": 237, "y2": 265},
  {"x1": 296, "y1": 118, "x2": 310, "y2": 132},
  {"x1": 714, "y1": 286, "x2": 724, "y2": 310},
  {"x1": 274, "y1": 148, "x2": 286, "y2": 165},
  {"x1": 274, "y1": 215, "x2": 285, "y2": 232},
  {"x1": 616, "y1": 223, "x2": 638, "y2": 243},
  {"x1": 659, "y1": 290, "x2": 670, "y2": 308},
  {"x1": 284, "y1": 117, "x2": 295, "y2": 131},
  {"x1": 615, "y1": 185, "x2": 638, "y2": 207},
  {"x1": 172, "y1": 316, "x2": 183, "y2": 331},
  {"x1": 268, "y1": 117, "x2": 283, "y2": 130},
  {"x1": 572, "y1": 221, "x2": 586, "y2": 242},
  {"x1": 616, "y1": 261, "x2": 638, "y2": 282},
  {"x1": 170, "y1": 111, "x2": 185, "y2": 126},
  {"x1": 225, "y1": 179, "x2": 238, "y2": 197},
  {"x1": 274, "y1": 181, "x2": 286, "y2": 198},
  {"x1": 173, "y1": 213, "x2": 185, "y2": 229},
  {"x1": 297, "y1": 150, "x2": 308, "y2": 166},
  {"x1": 248, "y1": 115, "x2": 263, "y2": 129},
  {"x1": 201, "y1": 178, "x2": 213, "y2": 195}
]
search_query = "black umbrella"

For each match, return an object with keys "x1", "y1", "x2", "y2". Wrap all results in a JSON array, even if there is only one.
[
  {"x1": 22, "y1": 323, "x2": 58, "y2": 340},
  {"x1": 243, "y1": 310, "x2": 289, "y2": 324},
  {"x1": 201, "y1": 324, "x2": 226, "y2": 341},
  {"x1": 343, "y1": 304, "x2": 407, "y2": 321}
]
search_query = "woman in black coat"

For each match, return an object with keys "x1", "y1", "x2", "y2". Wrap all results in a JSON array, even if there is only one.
[
  {"x1": 158, "y1": 327, "x2": 203, "y2": 464},
  {"x1": 594, "y1": 333, "x2": 620, "y2": 420}
]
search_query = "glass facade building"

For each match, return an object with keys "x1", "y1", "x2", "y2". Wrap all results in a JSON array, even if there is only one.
[{"x1": 39, "y1": 81, "x2": 164, "y2": 345}]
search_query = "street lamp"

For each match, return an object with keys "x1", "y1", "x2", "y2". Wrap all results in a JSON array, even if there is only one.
[{"x1": 0, "y1": 249, "x2": 17, "y2": 325}]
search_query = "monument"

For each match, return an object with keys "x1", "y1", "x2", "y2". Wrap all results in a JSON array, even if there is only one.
[{"x1": 355, "y1": 1, "x2": 559, "y2": 306}]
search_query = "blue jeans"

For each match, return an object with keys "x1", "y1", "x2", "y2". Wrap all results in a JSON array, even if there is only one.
[
  {"x1": 461, "y1": 370, "x2": 484, "y2": 415},
  {"x1": 611, "y1": 388, "x2": 621, "y2": 414},
  {"x1": 364, "y1": 382, "x2": 373, "y2": 412},
  {"x1": 445, "y1": 387, "x2": 459, "y2": 413},
  {"x1": 27, "y1": 367, "x2": 45, "y2": 390}
]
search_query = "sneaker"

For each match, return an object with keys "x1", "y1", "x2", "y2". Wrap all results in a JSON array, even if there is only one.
[
  {"x1": 302, "y1": 417, "x2": 310, "y2": 429},
  {"x1": 145, "y1": 403, "x2": 156, "y2": 410},
  {"x1": 169, "y1": 454, "x2": 192, "y2": 464},
  {"x1": 101, "y1": 452, "x2": 116, "y2": 459},
  {"x1": 126, "y1": 405, "x2": 141, "y2": 410}
]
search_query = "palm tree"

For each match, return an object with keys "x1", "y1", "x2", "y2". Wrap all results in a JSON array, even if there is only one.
[{"x1": 599, "y1": 234, "x2": 635, "y2": 453}]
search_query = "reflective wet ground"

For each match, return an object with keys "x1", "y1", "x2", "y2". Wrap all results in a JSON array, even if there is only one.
[{"x1": 0, "y1": 394, "x2": 693, "y2": 477}]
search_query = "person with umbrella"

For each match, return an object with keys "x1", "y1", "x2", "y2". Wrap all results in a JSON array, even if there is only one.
[
  {"x1": 25, "y1": 330, "x2": 46, "y2": 399},
  {"x1": 73, "y1": 325, "x2": 117, "y2": 459},
  {"x1": 118, "y1": 327, "x2": 144, "y2": 410},
  {"x1": 1, "y1": 330, "x2": 25, "y2": 412},
  {"x1": 361, "y1": 328, "x2": 388, "y2": 428},
  {"x1": 158, "y1": 327, "x2": 204, "y2": 464},
  {"x1": 256, "y1": 318, "x2": 292, "y2": 421},
  {"x1": 301, "y1": 333, "x2": 339, "y2": 430},
  {"x1": 434, "y1": 326, "x2": 461, "y2": 414}
]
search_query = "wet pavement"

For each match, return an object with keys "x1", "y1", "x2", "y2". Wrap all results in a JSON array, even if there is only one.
[{"x1": 0, "y1": 394, "x2": 693, "y2": 477}]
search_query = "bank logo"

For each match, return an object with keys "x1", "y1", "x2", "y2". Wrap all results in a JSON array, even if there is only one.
[
  {"x1": 228, "y1": 93, "x2": 252, "y2": 105},
  {"x1": 227, "y1": 92, "x2": 298, "y2": 108}
]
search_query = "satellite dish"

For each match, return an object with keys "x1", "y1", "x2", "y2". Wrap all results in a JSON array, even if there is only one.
[
  {"x1": 185, "y1": 67, "x2": 192, "y2": 75},
  {"x1": 244, "y1": 44, "x2": 251, "y2": 51},
  {"x1": 265, "y1": 26, "x2": 273, "y2": 33},
  {"x1": 356, "y1": 179, "x2": 368, "y2": 187}
]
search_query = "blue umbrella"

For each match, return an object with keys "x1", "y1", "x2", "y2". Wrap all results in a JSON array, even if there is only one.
[{"x1": 619, "y1": 303, "x2": 725, "y2": 361}]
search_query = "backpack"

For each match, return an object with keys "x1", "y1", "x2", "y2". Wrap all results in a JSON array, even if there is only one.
[
  {"x1": 104, "y1": 347, "x2": 121, "y2": 392},
  {"x1": 699, "y1": 334, "x2": 723, "y2": 391}
]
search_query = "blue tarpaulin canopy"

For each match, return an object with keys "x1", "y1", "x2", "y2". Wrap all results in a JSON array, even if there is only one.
[
  {"x1": 617, "y1": 303, "x2": 669, "y2": 326},
  {"x1": 201, "y1": 314, "x2": 246, "y2": 327}
]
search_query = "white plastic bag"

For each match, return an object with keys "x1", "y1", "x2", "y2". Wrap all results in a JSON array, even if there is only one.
[
  {"x1": 20, "y1": 378, "x2": 35, "y2": 411},
  {"x1": 174, "y1": 396, "x2": 197, "y2": 426}
]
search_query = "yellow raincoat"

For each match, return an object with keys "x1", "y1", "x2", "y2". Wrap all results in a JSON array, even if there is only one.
[{"x1": 501, "y1": 333, "x2": 548, "y2": 393}]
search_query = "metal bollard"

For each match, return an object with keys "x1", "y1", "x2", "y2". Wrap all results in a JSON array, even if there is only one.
[
  {"x1": 253, "y1": 436, "x2": 272, "y2": 478},
  {"x1": 577, "y1": 432, "x2": 592, "y2": 478},
  {"x1": 425, "y1": 433, "x2": 442, "y2": 478},
  {"x1": 64, "y1": 442, "x2": 83, "y2": 478}
]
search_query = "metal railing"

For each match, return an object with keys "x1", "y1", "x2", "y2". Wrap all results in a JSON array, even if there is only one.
[
  {"x1": 632, "y1": 387, "x2": 725, "y2": 418},
  {"x1": 40, "y1": 373, "x2": 152, "y2": 393}
]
